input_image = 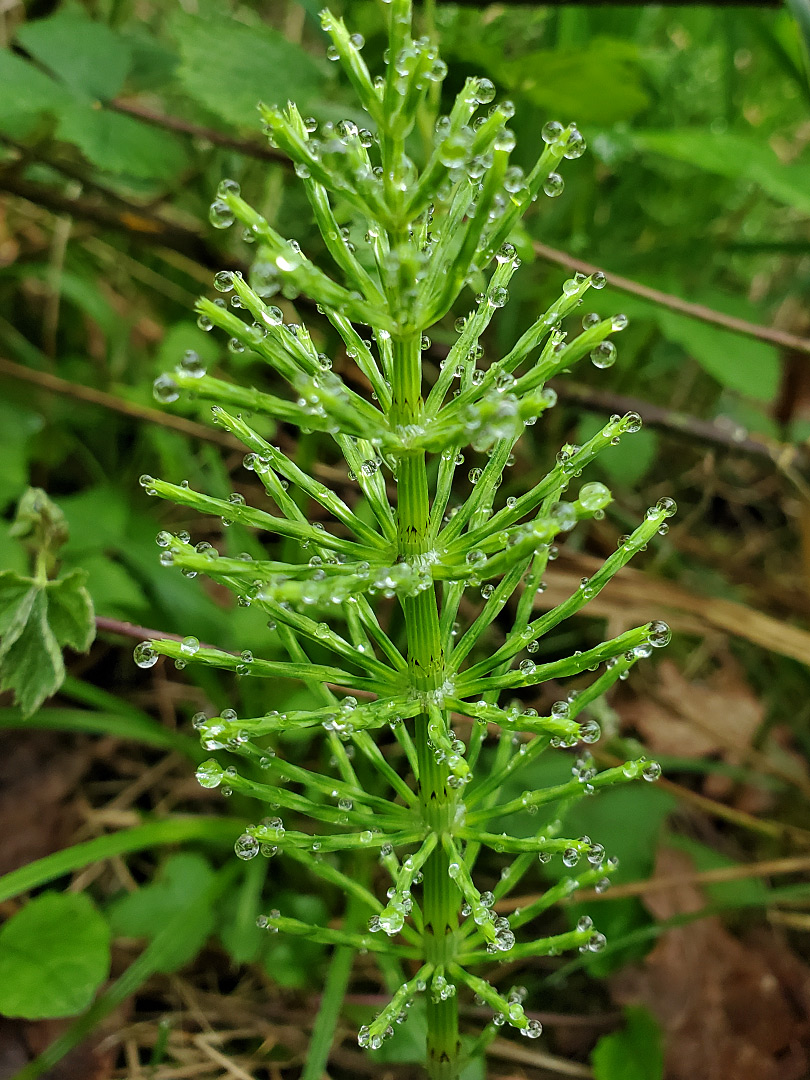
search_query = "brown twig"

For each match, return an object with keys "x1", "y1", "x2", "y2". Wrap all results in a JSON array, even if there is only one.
[
  {"x1": 0, "y1": 355, "x2": 242, "y2": 451},
  {"x1": 534, "y1": 240, "x2": 810, "y2": 357},
  {"x1": 110, "y1": 100, "x2": 287, "y2": 165},
  {"x1": 550, "y1": 378, "x2": 810, "y2": 475},
  {"x1": 0, "y1": 173, "x2": 229, "y2": 271}
]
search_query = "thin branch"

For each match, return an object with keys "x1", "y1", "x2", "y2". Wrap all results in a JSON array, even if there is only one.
[
  {"x1": 110, "y1": 99, "x2": 287, "y2": 164},
  {"x1": 0, "y1": 173, "x2": 231, "y2": 271},
  {"x1": 550, "y1": 378, "x2": 810, "y2": 476},
  {"x1": 534, "y1": 240, "x2": 810, "y2": 357},
  {"x1": 0, "y1": 355, "x2": 242, "y2": 451}
]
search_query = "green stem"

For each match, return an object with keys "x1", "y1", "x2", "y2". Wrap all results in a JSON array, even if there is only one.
[
  {"x1": 302, "y1": 874, "x2": 369, "y2": 1080},
  {"x1": 391, "y1": 333, "x2": 461, "y2": 1080}
]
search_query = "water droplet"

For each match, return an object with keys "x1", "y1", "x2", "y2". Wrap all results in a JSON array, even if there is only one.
[
  {"x1": 209, "y1": 200, "x2": 234, "y2": 229},
  {"x1": 541, "y1": 120, "x2": 564, "y2": 144},
  {"x1": 543, "y1": 172, "x2": 564, "y2": 197},
  {"x1": 578, "y1": 481, "x2": 610, "y2": 512},
  {"x1": 647, "y1": 620, "x2": 671, "y2": 648},
  {"x1": 180, "y1": 635, "x2": 200, "y2": 656},
  {"x1": 590, "y1": 340, "x2": 616, "y2": 369},
  {"x1": 153, "y1": 374, "x2": 179, "y2": 403},
  {"x1": 134, "y1": 642, "x2": 158, "y2": 668},
  {"x1": 234, "y1": 833, "x2": 260, "y2": 860},
  {"x1": 563, "y1": 126, "x2": 587, "y2": 159},
  {"x1": 179, "y1": 350, "x2": 206, "y2": 378},
  {"x1": 474, "y1": 77, "x2": 496, "y2": 104},
  {"x1": 196, "y1": 759, "x2": 223, "y2": 789},
  {"x1": 642, "y1": 761, "x2": 662, "y2": 782}
]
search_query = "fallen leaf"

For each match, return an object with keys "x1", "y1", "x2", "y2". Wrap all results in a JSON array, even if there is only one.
[
  {"x1": 611, "y1": 848, "x2": 810, "y2": 1080},
  {"x1": 622, "y1": 658, "x2": 763, "y2": 761}
]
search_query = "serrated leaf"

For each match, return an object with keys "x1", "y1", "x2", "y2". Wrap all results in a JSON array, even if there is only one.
[
  {"x1": 47, "y1": 570, "x2": 95, "y2": 653},
  {"x1": 16, "y1": 10, "x2": 132, "y2": 102},
  {"x1": 592, "y1": 1006, "x2": 663, "y2": 1080},
  {"x1": 171, "y1": 12, "x2": 324, "y2": 129},
  {"x1": 0, "y1": 891, "x2": 111, "y2": 1019},
  {"x1": 0, "y1": 564, "x2": 95, "y2": 717},
  {"x1": 108, "y1": 854, "x2": 217, "y2": 972},
  {"x1": 0, "y1": 587, "x2": 63, "y2": 717},
  {"x1": 0, "y1": 571, "x2": 36, "y2": 641},
  {"x1": 56, "y1": 103, "x2": 187, "y2": 179}
]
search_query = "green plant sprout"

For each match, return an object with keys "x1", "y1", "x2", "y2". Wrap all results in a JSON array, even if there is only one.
[{"x1": 137, "y1": 2, "x2": 672, "y2": 1076}]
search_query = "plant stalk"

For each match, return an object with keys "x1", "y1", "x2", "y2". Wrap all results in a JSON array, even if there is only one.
[{"x1": 392, "y1": 333, "x2": 461, "y2": 1079}]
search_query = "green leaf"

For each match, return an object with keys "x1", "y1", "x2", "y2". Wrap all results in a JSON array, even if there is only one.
[
  {"x1": 77, "y1": 555, "x2": 150, "y2": 620},
  {"x1": 55, "y1": 104, "x2": 187, "y2": 179},
  {"x1": 108, "y1": 853, "x2": 217, "y2": 972},
  {"x1": 122, "y1": 30, "x2": 179, "y2": 93},
  {"x1": 502, "y1": 40, "x2": 649, "y2": 126},
  {"x1": 0, "y1": 399, "x2": 40, "y2": 513},
  {"x1": 578, "y1": 416, "x2": 658, "y2": 487},
  {"x1": 170, "y1": 12, "x2": 325, "y2": 129},
  {"x1": 16, "y1": 10, "x2": 132, "y2": 102},
  {"x1": 0, "y1": 891, "x2": 111, "y2": 1019},
  {"x1": 0, "y1": 571, "x2": 36, "y2": 640},
  {"x1": 47, "y1": 570, "x2": 95, "y2": 653},
  {"x1": 633, "y1": 130, "x2": 810, "y2": 217},
  {"x1": 0, "y1": 585, "x2": 63, "y2": 718},
  {"x1": 655, "y1": 308, "x2": 780, "y2": 401},
  {"x1": 591, "y1": 1006, "x2": 663, "y2": 1080},
  {"x1": 0, "y1": 561, "x2": 95, "y2": 718},
  {"x1": 666, "y1": 834, "x2": 769, "y2": 908},
  {"x1": 0, "y1": 48, "x2": 64, "y2": 136}
]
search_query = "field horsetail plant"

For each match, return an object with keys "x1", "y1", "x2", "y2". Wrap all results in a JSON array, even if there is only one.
[{"x1": 138, "y1": 2, "x2": 672, "y2": 1076}]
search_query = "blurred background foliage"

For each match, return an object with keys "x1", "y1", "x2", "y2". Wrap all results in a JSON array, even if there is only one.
[{"x1": 2, "y1": 1, "x2": 810, "y2": 1078}]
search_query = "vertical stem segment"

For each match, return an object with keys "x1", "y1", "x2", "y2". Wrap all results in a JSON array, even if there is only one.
[{"x1": 391, "y1": 334, "x2": 461, "y2": 1079}]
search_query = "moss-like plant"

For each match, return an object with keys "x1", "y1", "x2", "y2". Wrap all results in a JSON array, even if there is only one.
[{"x1": 138, "y1": 2, "x2": 672, "y2": 1076}]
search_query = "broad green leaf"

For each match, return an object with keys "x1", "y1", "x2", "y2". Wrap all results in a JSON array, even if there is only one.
[
  {"x1": 592, "y1": 1006, "x2": 663, "y2": 1080},
  {"x1": 563, "y1": 784, "x2": 676, "y2": 883},
  {"x1": 170, "y1": 12, "x2": 325, "y2": 129},
  {"x1": 0, "y1": 570, "x2": 36, "y2": 639},
  {"x1": 0, "y1": 48, "x2": 63, "y2": 135},
  {"x1": 502, "y1": 40, "x2": 649, "y2": 126},
  {"x1": 218, "y1": 860, "x2": 265, "y2": 965},
  {"x1": 0, "y1": 402, "x2": 42, "y2": 513},
  {"x1": 578, "y1": 416, "x2": 658, "y2": 487},
  {"x1": 78, "y1": 555, "x2": 150, "y2": 620},
  {"x1": 0, "y1": 585, "x2": 63, "y2": 718},
  {"x1": 0, "y1": 564, "x2": 95, "y2": 718},
  {"x1": 59, "y1": 486, "x2": 130, "y2": 558},
  {"x1": 0, "y1": 891, "x2": 111, "y2": 1019},
  {"x1": 122, "y1": 30, "x2": 179, "y2": 92},
  {"x1": 667, "y1": 834, "x2": 769, "y2": 908},
  {"x1": 656, "y1": 309, "x2": 780, "y2": 401},
  {"x1": 47, "y1": 571, "x2": 95, "y2": 653},
  {"x1": 156, "y1": 321, "x2": 222, "y2": 373},
  {"x1": 56, "y1": 104, "x2": 187, "y2": 179},
  {"x1": 16, "y1": 10, "x2": 132, "y2": 102},
  {"x1": 634, "y1": 130, "x2": 810, "y2": 217},
  {"x1": 261, "y1": 892, "x2": 328, "y2": 988},
  {"x1": 108, "y1": 854, "x2": 217, "y2": 972}
]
